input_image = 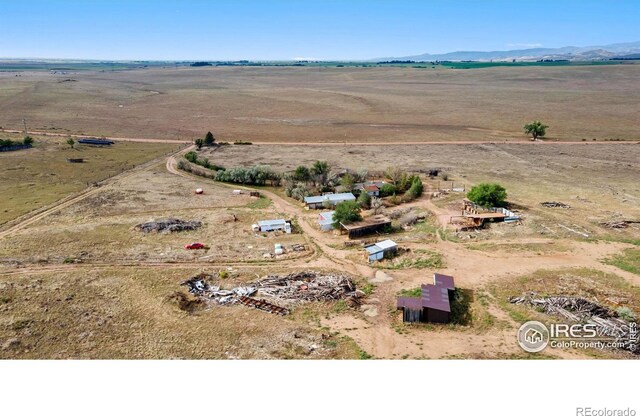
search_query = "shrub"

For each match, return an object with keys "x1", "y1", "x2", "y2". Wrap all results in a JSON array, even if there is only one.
[
  {"x1": 357, "y1": 191, "x2": 371, "y2": 209},
  {"x1": 617, "y1": 306, "x2": 637, "y2": 322},
  {"x1": 23, "y1": 136, "x2": 34, "y2": 146},
  {"x1": 405, "y1": 176, "x2": 423, "y2": 199},
  {"x1": 379, "y1": 183, "x2": 397, "y2": 197},
  {"x1": 293, "y1": 165, "x2": 311, "y2": 182},
  {"x1": 467, "y1": 183, "x2": 507, "y2": 208},
  {"x1": 184, "y1": 151, "x2": 198, "y2": 163}
]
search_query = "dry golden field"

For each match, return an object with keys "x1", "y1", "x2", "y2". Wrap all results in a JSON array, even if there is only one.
[{"x1": 1, "y1": 65, "x2": 639, "y2": 142}]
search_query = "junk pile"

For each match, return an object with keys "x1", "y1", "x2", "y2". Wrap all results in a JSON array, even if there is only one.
[
  {"x1": 510, "y1": 293, "x2": 639, "y2": 355},
  {"x1": 135, "y1": 218, "x2": 202, "y2": 233},
  {"x1": 600, "y1": 220, "x2": 640, "y2": 229},
  {"x1": 540, "y1": 201, "x2": 571, "y2": 208},
  {"x1": 181, "y1": 271, "x2": 363, "y2": 316}
]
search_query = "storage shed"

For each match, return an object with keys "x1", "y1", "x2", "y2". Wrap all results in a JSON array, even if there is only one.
[
  {"x1": 318, "y1": 211, "x2": 335, "y2": 231},
  {"x1": 304, "y1": 192, "x2": 355, "y2": 209},
  {"x1": 364, "y1": 239, "x2": 398, "y2": 262},
  {"x1": 252, "y1": 219, "x2": 291, "y2": 233},
  {"x1": 396, "y1": 273, "x2": 456, "y2": 324}
]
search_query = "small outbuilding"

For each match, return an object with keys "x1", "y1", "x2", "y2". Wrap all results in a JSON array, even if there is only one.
[
  {"x1": 364, "y1": 239, "x2": 398, "y2": 262},
  {"x1": 304, "y1": 192, "x2": 355, "y2": 209},
  {"x1": 252, "y1": 219, "x2": 292, "y2": 234},
  {"x1": 318, "y1": 211, "x2": 335, "y2": 231},
  {"x1": 396, "y1": 273, "x2": 456, "y2": 324}
]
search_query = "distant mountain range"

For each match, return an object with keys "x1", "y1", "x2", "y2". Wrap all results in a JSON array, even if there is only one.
[{"x1": 373, "y1": 41, "x2": 640, "y2": 62}]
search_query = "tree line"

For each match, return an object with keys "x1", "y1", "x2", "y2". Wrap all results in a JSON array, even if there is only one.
[{"x1": 0, "y1": 136, "x2": 33, "y2": 149}]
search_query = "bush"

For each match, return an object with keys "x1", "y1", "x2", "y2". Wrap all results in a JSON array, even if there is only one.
[
  {"x1": 215, "y1": 165, "x2": 281, "y2": 186},
  {"x1": 467, "y1": 183, "x2": 507, "y2": 208},
  {"x1": 184, "y1": 151, "x2": 198, "y2": 163},
  {"x1": 617, "y1": 306, "x2": 637, "y2": 322},
  {"x1": 23, "y1": 136, "x2": 34, "y2": 146},
  {"x1": 379, "y1": 183, "x2": 397, "y2": 197},
  {"x1": 293, "y1": 166, "x2": 311, "y2": 182},
  {"x1": 357, "y1": 191, "x2": 371, "y2": 209},
  {"x1": 332, "y1": 200, "x2": 362, "y2": 228},
  {"x1": 405, "y1": 176, "x2": 423, "y2": 199}
]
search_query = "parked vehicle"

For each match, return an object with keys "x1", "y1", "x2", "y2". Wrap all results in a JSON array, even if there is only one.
[{"x1": 185, "y1": 242, "x2": 206, "y2": 250}]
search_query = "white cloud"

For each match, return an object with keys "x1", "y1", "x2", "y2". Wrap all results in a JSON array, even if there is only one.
[{"x1": 507, "y1": 43, "x2": 543, "y2": 48}]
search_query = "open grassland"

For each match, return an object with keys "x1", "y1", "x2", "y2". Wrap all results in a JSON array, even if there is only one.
[
  {"x1": 1, "y1": 65, "x2": 639, "y2": 142},
  {"x1": 0, "y1": 135, "x2": 179, "y2": 225}
]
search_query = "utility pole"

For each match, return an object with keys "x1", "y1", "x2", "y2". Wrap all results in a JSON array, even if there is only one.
[{"x1": 22, "y1": 119, "x2": 28, "y2": 135}]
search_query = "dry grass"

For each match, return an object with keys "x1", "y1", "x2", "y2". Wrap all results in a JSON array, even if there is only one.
[
  {"x1": 0, "y1": 168, "x2": 306, "y2": 265},
  {"x1": 1, "y1": 65, "x2": 639, "y2": 142},
  {"x1": 0, "y1": 266, "x2": 361, "y2": 359},
  {"x1": 0, "y1": 135, "x2": 178, "y2": 224}
]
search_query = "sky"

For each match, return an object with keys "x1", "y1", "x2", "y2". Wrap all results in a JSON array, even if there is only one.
[{"x1": 0, "y1": 0, "x2": 638, "y2": 60}]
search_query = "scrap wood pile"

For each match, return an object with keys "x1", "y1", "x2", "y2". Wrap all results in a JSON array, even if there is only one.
[
  {"x1": 600, "y1": 220, "x2": 640, "y2": 229},
  {"x1": 135, "y1": 218, "x2": 202, "y2": 233},
  {"x1": 510, "y1": 293, "x2": 639, "y2": 354},
  {"x1": 181, "y1": 271, "x2": 363, "y2": 316},
  {"x1": 540, "y1": 201, "x2": 571, "y2": 208}
]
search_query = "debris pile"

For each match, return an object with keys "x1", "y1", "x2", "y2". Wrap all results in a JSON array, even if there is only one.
[
  {"x1": 510, "y1": 293, "x2": 639, "y2": 354},
  {"x1": 291, "y1": 244, "x2": 306, "y2": 252},
  {"x1": 600, "y1": 220, "x2": 640, "y2": 229},
  {"x1": 540, "y1": 201, "x2": 571, "y2": 208},
  {"x1": 135, "y1": 218, "x2": 202, "y2": 233},
  {"x1": 181, "y1": 271, "x2": 363, "y2": 315}
]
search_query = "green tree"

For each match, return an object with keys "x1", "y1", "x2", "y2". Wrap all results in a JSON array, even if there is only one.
[
  {"x1": 22, "y1": 136, "x2": 34, "y2": 146},
  {"x1": 379, "y1": 183, "x2": 397, "y2": 197},
  {"x1": 340, "y1": 172, "x2": 355, "y2": 192},
  {"x1": 195, "y1": 138, "x2": 204, "y2": 149},
  {"x1": 467, "y1": 183, "x2": 507, "y2": 208},
  {"x1": 357, "y1": 190, "x2": 371, "y2": 209},
  {"x1": 66, "y1": 137, "x2": 75, "y2": 149},
  {"x1": 523, "y1": 120, "x2": 548, "y2": 140},
  {"x1": 204, "y1": 131, "x2": 215, "y2": 146},
  {"x1": 311, "y1": 160, "x2": 330, "y2": 185},
  {"x1": 406, "y1": 176, "x2": 424, "y2": 199},
  {"x1": 332, "y1": 200, "x2": 362, "y2": 228},
  {"x1": 293, "y1": 165, "x2": 311, "y2": 182}
]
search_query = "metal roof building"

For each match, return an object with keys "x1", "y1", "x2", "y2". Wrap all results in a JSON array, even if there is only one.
[
  {"x1": 304, "y1": 192, "x2": 355, "y2": 209},
  {"x1": 318, "y1": 211, "x2": 335, "y2": 231},
  {"x1": 364, "y1": 239, "x2": 398, "y2": 262},
  {"x1": 396, "y1": 273, "x2": 456, "y2": 323}
]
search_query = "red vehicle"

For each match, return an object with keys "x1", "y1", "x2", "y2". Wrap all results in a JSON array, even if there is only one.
[{"x1": 185, "y1": 242, "x2": 206, "y2": 250}]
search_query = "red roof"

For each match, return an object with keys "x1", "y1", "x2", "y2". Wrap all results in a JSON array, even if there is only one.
[{"x1": 364, "y1": 185, "x2": 379, "y2": 191}]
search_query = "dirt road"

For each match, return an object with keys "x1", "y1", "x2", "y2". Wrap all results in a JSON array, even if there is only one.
[{"x1": 4, "y1": 128, "x2": 638, "y2": 146}]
